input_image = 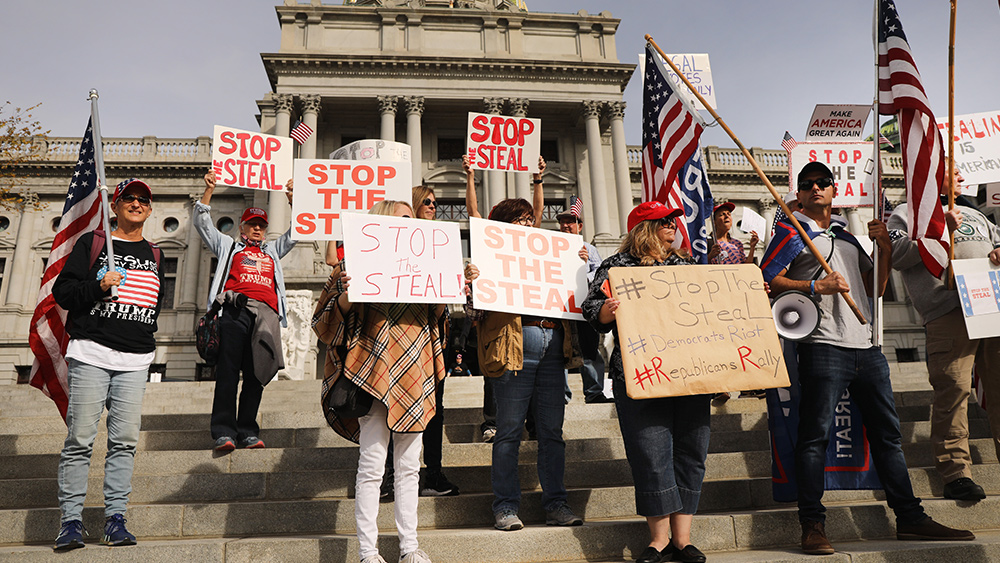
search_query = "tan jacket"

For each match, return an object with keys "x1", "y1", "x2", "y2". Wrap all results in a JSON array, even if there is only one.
[{"x1": 476, "y1": 312, "x2": 582, "y2": 378}]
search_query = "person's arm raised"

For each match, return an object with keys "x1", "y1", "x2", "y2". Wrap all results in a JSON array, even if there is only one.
[{"x1": 463, "y1": 155, "x2": 483, "y2": 219}]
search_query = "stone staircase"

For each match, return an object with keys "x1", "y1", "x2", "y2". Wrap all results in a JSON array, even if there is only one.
[{"x1": 0, "y1": 372, "x2": 998, "y2": 562}]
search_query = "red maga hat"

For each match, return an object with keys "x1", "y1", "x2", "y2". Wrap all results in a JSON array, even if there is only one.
[
  {"x1": 241, "y1": 207, "x2": 268, "y2": 225},
  {"x1": 627, "y1": 201, "x2": 683, "y2": 233},
  {"x1": 713, "y1": 201, "x2": 735, "y2": 215}
]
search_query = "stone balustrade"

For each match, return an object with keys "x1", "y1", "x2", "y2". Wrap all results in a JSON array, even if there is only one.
[{"x1": 36, "y1": 135, "x2": 212, "y2": 162}]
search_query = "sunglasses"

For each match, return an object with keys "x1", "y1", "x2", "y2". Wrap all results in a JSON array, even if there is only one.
[
  {"x1": 118, "y1": 193, "x2": 151, "y2": 205},
  {"x1": 658, "y1": 216, "x2": 676, "y2": 228},
  {"x1": 797, "y1": 177, "x2": 835, "y2": 191},
  {"x1": 422, "y1": 198, "x2": 437, "y2": 208}
]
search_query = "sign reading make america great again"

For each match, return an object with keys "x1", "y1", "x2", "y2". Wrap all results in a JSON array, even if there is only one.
[{"x1": 610, "y1": 264, "x2": 789, "y2": 399}]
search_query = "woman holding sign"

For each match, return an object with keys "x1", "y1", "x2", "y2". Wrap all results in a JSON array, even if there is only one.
[
  {"x1": 582, "y1": 202, "x2": 710, "y2": 563},
  {"x1": 313, "y1": 200, "x2": 445, "y2": 563}
]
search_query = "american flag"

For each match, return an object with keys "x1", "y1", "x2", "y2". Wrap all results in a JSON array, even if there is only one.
[
  {"x1": 878, "y1": 0, "x2": 948, "y2": 277},
  {"x1": 781, "y1": 131, "x2": 797, "y2": 153},
  {"x1": 117, "y1": 269, "x2": 161, "y2": 309},
  {"x1": 29, "y1": 119, "x2": 104, "y2": 420},
  {"x1": 641, "y1": 44, "x2": 704, "y2": 212},
  {"x1": 289, "y1": 120, "x2": 314, "y2": 145},
  {"x1": 569, "y1": 196, "x2": 583, "y2": 218}
]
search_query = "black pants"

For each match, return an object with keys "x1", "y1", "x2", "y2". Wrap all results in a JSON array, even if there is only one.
[{"x1": 211, "y1": 306, "x2": 264, "y2": 441}]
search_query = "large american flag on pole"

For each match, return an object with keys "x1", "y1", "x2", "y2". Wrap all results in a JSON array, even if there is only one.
[
  {"x1": 29, "y1": 119, "x2": 104, "y2": 420},
  {"x1": 877, "y1": 0, "x2": 948, "y2": 277},
  {"x1": 641, "y1": 43, "x2": 705, "y2": 253}
]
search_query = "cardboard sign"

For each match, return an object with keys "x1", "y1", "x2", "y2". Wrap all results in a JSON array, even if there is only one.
[
  {"x1": 953, "y1": 258, "x2": 1000, "y2": 339},
  {"x1": 466, "y1": 112, "x2": 541, "y2": 172},
  {"x1": 469, "y1": 217, "x2": 586, "y2": 320},
  {"x1": 937, "y1": 110, "x2": 1000, "y2": 191},
  {"x1": 341, "y1": 212, "x2": 465, "y2": 304},
  {"x1": 211, "y1": 125, "x2": 293, "y2": 191},
  {"x1": 739, "y1": 207, "x2": 766, "y2": 237},
  {"x1": 789, "y1": 143, "x2": 876, "y2": 207},
  {"x1": 804, "y1": 105, "x2": 871, "y2": 141},
  {"x1": 330, "y1": 139, "x2": 411, "y2": 163},
  {"x1": 291, "y1": 159, "x2": 412, "y2": 240},
  {"x1": 637, "y1": 52, "x2": 716, "y2": 112},
  {"x1": 610, "y1": 264, "x2": 789, "y2": 399}
]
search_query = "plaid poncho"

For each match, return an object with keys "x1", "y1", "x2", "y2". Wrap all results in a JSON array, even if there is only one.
[{"x1": 313, "y1": 264, "x2": 446, "y2": 443}]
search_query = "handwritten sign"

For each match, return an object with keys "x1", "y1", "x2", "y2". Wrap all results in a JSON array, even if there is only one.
[
  {"x1": 739, "y1": 207, "x2": 766, "y2": 238},
  {"x1": 469, "y1": 217, "x2": 586, "y2": 320},
  {"x1": 953, "y1": 258, "x2": 1000, "y2": 339},
  {"x1": 466, "y1": 112, "x2": 541, "y2": 172},
  {"x1": 804, "y1": 105, "x2": 871, "y2": 141},
  {"x1": 664, "y1": 53, "x2": 716, "y2": 111},
  {"x1": 291, "y1": 159, "x2": 411, "y2": 240},
  {"x1": 341, "y1": 212, "x2": 465, "y2": 304},
  {"x1": 330, "y1": 139, "x2": 411, "y2": 163},
  {"x1": 937, "y1": 110, "x2": 1000, "y2": 191},
  {"x1": 211, "y1": 125, "x2": 293, "y2": 191},
  {"x1": 789, "y1": 143, "x2": 875, "y2": 207},
  {"x1": 610, "y1": 264, "x2": 789, "y2": 399}
]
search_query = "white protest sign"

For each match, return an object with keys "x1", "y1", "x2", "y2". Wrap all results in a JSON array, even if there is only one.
[
  {"x1": 330, "y1": 139, "x2": 411, "y2": 163},
  {"x1": 466, "y1": 112, "x2": 541, "y2": 172},
  {"x1": 739, "y1": 207, "x2": 766, "y2": 237},
  {"x1": 469, "y1": 217, "x2": 586, "y2": 320},
  {"x1": 211, "y1": 125, "x2": 293, "y2": 191},
  {"x1": 953, "y1": 258, "x2": 1000, "y2": 339},
  {"x1": 937, "y1": 110, "x2": 1000, "y2": 191},
  {"x1": 637, "y1": 52, "x2": 716, "y2": 111},
  {"x1": 291, "y1": 159, "x2": 412, "y2": 240},
  {"x1": 804, "y1": 105, "x2": 871, "y2": 141},
  {"x1": 341, "y1": 212, "x2": 465, "y2": 304},
  {"x1": 986, "y1": 183, "x2": 1000, "y2": 207},
  {"x1": 788, "y1": 143, "x2": 876, "y2": 207}
]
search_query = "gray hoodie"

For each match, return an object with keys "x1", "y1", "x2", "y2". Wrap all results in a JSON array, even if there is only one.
[{"x1": 888, "y1": 201, "x2": 1000, "y2": 325}]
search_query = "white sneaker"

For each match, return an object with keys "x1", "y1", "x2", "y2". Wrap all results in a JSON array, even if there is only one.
[
  {"x1": 482, "y1": 427, "x2": 496, "y2": 443},
  {"x1": 361, "y1": 555, "x2": 387, "y2": 563},
  {"x1": 399, "y1": 549, "x2": 432, "y2": 563}
]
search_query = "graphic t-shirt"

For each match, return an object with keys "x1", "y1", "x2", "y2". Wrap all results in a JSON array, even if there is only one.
[{"x1": 223, "y1": 245, "x2": 278, "y2": 312}]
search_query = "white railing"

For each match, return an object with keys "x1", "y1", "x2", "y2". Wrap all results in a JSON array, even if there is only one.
[{"x1": 38, "y1": 136, "x2": 212, "y2": 162}]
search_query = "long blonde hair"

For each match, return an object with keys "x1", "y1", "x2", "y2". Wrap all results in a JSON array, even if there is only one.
[
  {"x1": 618, "y1": 220, "x2": 689, "y2": 265},
  {"x1": 368, "y1": 200, "x2": 413, "y2": 217}
]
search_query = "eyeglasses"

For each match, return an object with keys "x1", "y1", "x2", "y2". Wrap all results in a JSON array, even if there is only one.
[
  {"x1": 118, "y1": 193, "x2": 151, "y2": 205},
  {"x1": 422, "y1": 198, "x2": 437, "y2": 208},
  {"x1": 513, "y1": 215, "x2": 534, "y2": 226},
  {"x1": 658, "y1": 216, "x2": 676, "y2": 228},
  {"x1": 797, "y1": 177, "x2": 835, "y2": 191}
]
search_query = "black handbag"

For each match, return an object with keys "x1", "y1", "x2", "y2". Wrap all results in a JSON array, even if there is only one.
[
  {"x1": 328, "y1": 375, "x2": 374, "y2": 418},
  {"x1": 196, "y1": 241, "x2": 238, "y2": 365}
]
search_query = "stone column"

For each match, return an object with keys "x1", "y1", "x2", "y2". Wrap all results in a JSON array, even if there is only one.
[
  {"x1": 483, "y1": 97, "x2": 506, "y2": 211},
  {"x1": 179, "y1": 195, "x2": 203, "y2": 309},
  {"x1": 377, "y1": 95, "x2": 397, "y2": 142},
  {"x1": 404, "y1": 96, "x2": 424, "y2": 186},
  {"x1": 845, "y1": 208, "x2": 866, "y2": 237},
  {"x1": 582, "y1": 101, "x2": 612, "y2": 238},
  {"x1": 759, "y1": 201, "x2": 777, "y2": 248},
  {"x1": 5, "y1": 206, "x2": 37, "y2": 307},
  {"x1": 268, "y1": 93, "x2": 294, "y2": 238},
  {"x1": 299, "y1": 94, "x2": 321, "y2": 160},
  {"x1": 607, "y1": 101, "x2": 631, "y2": 236},
  {"x1": 507, "y1": 98, "x2": 531, "y2": 201}
]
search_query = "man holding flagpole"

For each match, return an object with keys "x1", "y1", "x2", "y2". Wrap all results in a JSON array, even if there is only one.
[{"x1": 50, "y1": 177, "x2": 164, "y2": 551}]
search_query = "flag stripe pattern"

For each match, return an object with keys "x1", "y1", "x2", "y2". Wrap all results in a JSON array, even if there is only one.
[
  {"x1": 569, "y1": 196, "x2": 583, "y2": 218},
  {"x1": 877, "y1": 0, "x2": 948, "y2": 277},
  {"x1": 289, "y1": 121, "x2": 314, "y2": 145},
  {"x1": 781, "y1": 131, "x2": 798, "y2": 152},
  {"x1": 641, "y1": 44, "x2": 703, "y2": 206},
  {"x1": 117, "y1": 270, "x2": 161, "y2": 308},
  {"x1": 29, "y1": 119, "x2": 103, "y2": 420}
]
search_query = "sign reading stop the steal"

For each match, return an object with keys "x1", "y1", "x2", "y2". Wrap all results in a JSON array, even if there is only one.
[
  {"x1": 211, "y1": 125, "x2": 293, "y2": 191},
  {"x1": 291, "y1": 159, "x2": 412, "y2": 240},
  {"x1": 466, "y1": 112, "x2": 541, "y2": 172}
]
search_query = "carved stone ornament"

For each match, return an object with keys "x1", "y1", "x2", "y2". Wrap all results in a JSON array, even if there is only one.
[
  {"x1": 377, "y1": 95, "x2": 398, "y2": 114},
  {"x1": 300, "y1": 94, "x2": 322, "y2": 114},
  {"x1": 404, "y1": 96, "x2": 425, "y2": 116},
  {"x1": 605, "y1": 101, "x2": 626, "y2": 120},
  {"x1": 483, "y1": 97, "x2": 504, "y2": 114},
  {"x1": 279, "y1": 289, "x2": 315, "y2": 381},
  {"x1": 581, "y1": 100, "x2": 604, "y2": 119},
  {"x1": 507, "y1": 98, "x2": 529, "y2": 117},
  {"x1": 273, "y1": 93, "x2": 294, "y2": 113}
]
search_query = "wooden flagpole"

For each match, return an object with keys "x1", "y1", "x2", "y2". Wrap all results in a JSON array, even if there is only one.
[
  {"x1": 645, "y1": 34, "x2": 866, "y2": 324},
  {"x1": 946, "y1": 0, "x2": 957, "y2": 289}
]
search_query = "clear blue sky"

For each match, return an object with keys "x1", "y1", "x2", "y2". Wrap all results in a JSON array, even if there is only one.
[{"x1": 3, "y1": 0, "x2": 998, "y2": 150}]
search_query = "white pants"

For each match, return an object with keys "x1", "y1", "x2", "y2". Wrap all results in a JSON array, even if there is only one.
[{"x1": 356, "y1": 401, "x2": 423, "y2": 560}]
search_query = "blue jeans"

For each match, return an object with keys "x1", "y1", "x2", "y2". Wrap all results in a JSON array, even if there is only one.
[
  {"x1": 612, "y1": 378, "x2": 710, "y2": 516},
  {"x1": 577, "y1": 320, "x2": 606, "y2": 401},
  {"x1": 58, "y1": 358, "x2": 147, "y2": 522},
  {"x1": 491, "y1": 325, "x2": 567, "y2": 514},
  {"x1": 795, "y1": 343, "x2": 925, "y2": 524}
]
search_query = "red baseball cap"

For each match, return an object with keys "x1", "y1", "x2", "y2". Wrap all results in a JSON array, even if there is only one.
[
  {"x1": 713, "y1": 201, "x2": 735, "y2": 215},
  {"x1": 627, "y1": 201, "x2": 684, "y2": 233},
  {"x1": 241, "y1": 207, "x2": 268, "y2": 225},
  {"x1": 112, "y1": 178, "x2": 151, "y2": 204}
]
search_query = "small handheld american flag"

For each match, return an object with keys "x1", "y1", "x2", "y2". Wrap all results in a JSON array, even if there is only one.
[
  {"x1": 290, "y1": 120, "x2": 314, "y2": 145},
  {"x1": 569, "y1": 196, "x2": 583, "y2": 218},
  {"x1": 781, "y1": 131, "x2": 798, "y2": 153}
]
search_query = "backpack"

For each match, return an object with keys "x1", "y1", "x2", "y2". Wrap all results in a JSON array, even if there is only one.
[{"x1": 195, "y1": 241, "x2": 237, "y2": 365}]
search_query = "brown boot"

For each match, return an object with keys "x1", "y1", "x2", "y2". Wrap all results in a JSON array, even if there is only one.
[{"x1": 801, "y1": 520, "x2": 835, "y2": 555}]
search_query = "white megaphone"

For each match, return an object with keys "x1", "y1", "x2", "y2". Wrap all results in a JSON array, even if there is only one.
[{"x1": 771, "y1": 291, "x2": 821, "y2": 341}]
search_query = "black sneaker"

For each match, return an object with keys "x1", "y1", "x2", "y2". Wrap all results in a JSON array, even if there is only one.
[
  {"x1": 54, "y1": 519, "x2": 86, "y2": 551},
  {"x1": 943, "y1": 477, "x2": 986, "y2": 501},
  {"x1": 420, "y1": 471, "x2": 460, "y2": 497}
]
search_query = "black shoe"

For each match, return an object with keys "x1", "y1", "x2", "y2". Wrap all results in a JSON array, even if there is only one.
[
  {"x1": 420, "y1": 471, "x2": 460, "y2": 497},
  {"x1": 585, "y1": 395, "x2": 614, "y2": 404},
  {"x1": 671, "y1": 543, "x2": 706, "y2": 563},
  {"x1": 636, "y1": 544, "x2": 673, "y2": 563},
  {"x1": 943, "y1": 477, "x2": 986, "y2": 501},
  {"x1": 896, "y1": 517, "x2": 975, "y2": 541}
]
